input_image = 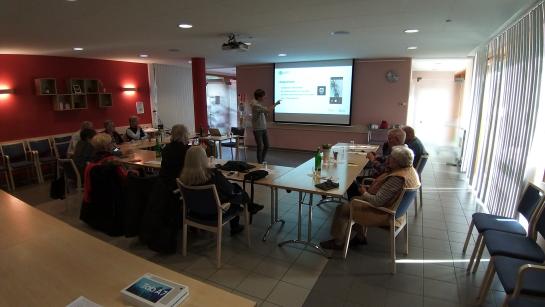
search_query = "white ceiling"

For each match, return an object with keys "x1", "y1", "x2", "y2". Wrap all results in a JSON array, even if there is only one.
[
  {"x1": 0, "y1": 0, "x2": 537, "y2": 70},
  {"x1": 412, "y1": 58, "x2": 469, "y2": 71}
]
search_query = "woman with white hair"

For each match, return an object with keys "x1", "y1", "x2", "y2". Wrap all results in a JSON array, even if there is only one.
[
  {"x1": 160, "y1": 124, "x2": 191, "y2": 190},
  {"x1": 180, "y1": 146, "x2": 246, "y2": 235},
  {"x1": 320, "y1": 145, "x2": 421, "y2": 250}
]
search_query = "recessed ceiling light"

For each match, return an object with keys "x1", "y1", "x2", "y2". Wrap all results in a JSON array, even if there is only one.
[
  {"x1": 278, "y1": 53, "x2": 287, "y2": 57},
  {"x1": 66, "y1": 0, "x2": 78, "y2": 2},
  {"x1": 407, "y1": 46, "x2": 418, "y2": 50},
  {"x1": 188, "y1": 60, "x2": 192, "y2": 64},
  {"x1": 73, "y1": 47, "x2": 84, "y2": 51},
  {"x1": 139, "y1": 54, "x2": 149, "y2": 58},
  {"x1": 330, "y1": 30, "x2": 350, "y2": 35},
  {"x1": 404, "y1": 29, "x2": 419, "y2": 33},
  {"x1": 178, "y1": 24, "x2": 193, "y2": 29},
  {"x1": 445, "y1": 19, "x2": 452, "y2": 23}
]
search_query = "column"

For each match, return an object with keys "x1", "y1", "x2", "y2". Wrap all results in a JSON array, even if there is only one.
[{"x1": 191, "y1": 57, "x2": 208, "y2": 133}]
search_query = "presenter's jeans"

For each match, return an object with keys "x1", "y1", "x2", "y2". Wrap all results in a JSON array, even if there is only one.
[{"x1": 253, "y1": 129, "x2": 269, "y2": 163}]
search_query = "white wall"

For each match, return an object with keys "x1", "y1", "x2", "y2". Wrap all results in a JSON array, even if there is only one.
[{"x1": 149, "y1": 64, "x2": 195, "y2": 132}]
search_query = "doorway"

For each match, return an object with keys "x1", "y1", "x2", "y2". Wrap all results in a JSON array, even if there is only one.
[{"x1": 408, "y1": 59, "x2": 470, "y2": 164}]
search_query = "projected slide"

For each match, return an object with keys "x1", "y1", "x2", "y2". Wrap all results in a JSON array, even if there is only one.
[{"x1": 274, "y1": 59, "x2": 353, "y2": 125}]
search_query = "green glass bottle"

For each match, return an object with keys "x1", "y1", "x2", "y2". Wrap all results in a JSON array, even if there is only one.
[
  {"x1": 314, "y1": 148, "x2": 322, "y2": 171},
  {"x1": 155, "y1": 137, "x2": 162, "y2": 158}
]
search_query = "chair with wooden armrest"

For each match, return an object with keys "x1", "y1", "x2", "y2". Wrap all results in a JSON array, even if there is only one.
[
  {"x1": 342, "y1": 187, "x2": 419, "y2": 274},
  {"x1": 176, "y1": 179, "x2": 251, "y2": 268}
]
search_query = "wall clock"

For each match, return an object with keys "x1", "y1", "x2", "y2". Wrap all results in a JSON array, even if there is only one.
[{"x1": 385, "y1": 70, "x2": 399, "y2": 83}]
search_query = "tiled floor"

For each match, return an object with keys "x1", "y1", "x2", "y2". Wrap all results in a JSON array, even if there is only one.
[{"x1": 6, "y1": 147, "x2": 505, "y2": 307}]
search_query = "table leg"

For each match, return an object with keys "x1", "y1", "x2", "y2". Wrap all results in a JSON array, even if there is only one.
[
  {"x1": 218, "y1": 141, "x2": 222, "y2": 159},
  {"x1": 278, "y1": 192, "x2": 328, "y2": 257},
  {"x1": 262, "y1": 187, "x2": 286, "y2": 241}
]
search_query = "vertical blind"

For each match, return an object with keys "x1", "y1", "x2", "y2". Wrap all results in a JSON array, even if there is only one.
[
  {"x1": 148, "y1": 64, "x2": 195, "y2": 131},
  {"x1": 462, "y1": 3, "x2": 544, "y2": 216}
]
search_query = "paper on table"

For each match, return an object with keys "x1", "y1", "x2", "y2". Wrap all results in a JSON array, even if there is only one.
[{"x1": 66, "y1": 296, "x2": 102, "y2": 307}]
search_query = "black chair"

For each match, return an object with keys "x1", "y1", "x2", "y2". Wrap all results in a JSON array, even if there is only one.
[
  {"x1": 139, "y1": 179, "x2": 183, "y2": 254},
  {"x1": 53, "y1": 135, "x2": 72, "y2": 159},
  {"x1": 57, "y1": 158, "x2": 82, "y2": 210},
  {"x1": 478, "y1": 256, "x2": 545, "y2": 306},
  {"x1": 221, "y1": 127, "x2": 246, "y2": 160},
  {"x1": 28, "y1": 138, "x2": 57, "y2": 182},
  {"x1": 0, "y1": 156, "x2": 11, "y2": 191},
  {"x1": 465, "y1": 183, "x2": 545, "y2": 272},
  {"x1": 414, "y1": 154, "x2": 429, "y2": 214},
  {"x1": 176, "y1": 179, "x2": 250, "y2": 268},
  {"x1": 124, "y1": 174, "x2": 159, "y2": 237},
  {"x1": 80, "y1": 163, "x2": 126, "y2": 236},
  {"x1": 1, "y1": 142, "x2": 40, "y2": 189}
]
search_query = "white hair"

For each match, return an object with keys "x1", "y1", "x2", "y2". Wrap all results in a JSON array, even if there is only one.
[{"x1": 390, "y1": 145, "x2": 414, "y2": 168}]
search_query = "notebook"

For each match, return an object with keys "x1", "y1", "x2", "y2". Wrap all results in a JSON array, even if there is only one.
[{"x1": 208, "y1": 128, "x2": 222, "y2": 136}]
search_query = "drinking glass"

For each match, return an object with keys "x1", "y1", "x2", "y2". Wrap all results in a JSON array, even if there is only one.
[{"x1": 263, "y1": 161, "x2": 268, "y2": 170}]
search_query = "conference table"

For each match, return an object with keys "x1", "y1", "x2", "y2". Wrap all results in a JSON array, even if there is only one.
[
  {"x1": 119, "y1": 142, "x2": 379, "y2": 252},
  {"x1": 119, "y1": 150, "x2": 294, "y2": 241},
  {"x1": 118, "y1": 136, "x2": 171, "y2": 152},
  {"x1": 272, "y1": 143, "x2": 376, "y2": 255},
  {"x1": 0, "y1": 190, "x2": 255, "y2": 306}
]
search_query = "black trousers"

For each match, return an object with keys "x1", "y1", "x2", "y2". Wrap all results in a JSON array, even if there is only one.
[{"x1": 253, "y1": 129, "x2": 269, "y2": 163}]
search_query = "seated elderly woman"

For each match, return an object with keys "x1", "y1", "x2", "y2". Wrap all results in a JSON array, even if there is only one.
[
  {"x1": 82, "y1": 134, "x2": 130, "y2": 202},
  {"x1": 125, "y1": 115, "x2": 147, "y2": 141},
  {"x1": 320, "y1": 145, "x2": 421, "y2": 250},
  {"x1": 179, "y1": 146, "x2": 246, "y2": 235},
  {"x1": 103, "y1": 120, "x2": 124, "y2": 145}
]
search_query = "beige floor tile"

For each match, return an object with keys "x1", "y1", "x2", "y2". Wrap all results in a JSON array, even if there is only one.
[
  {"x1": 236, "y1": 272, "x2": 279, "y2": 300},
  {"x1": 281, "y1": 265, "x2": 322, "y2": 289},
  {"x1": 208, "y1": 264, "x2": 251, "y2": 289},
  {"x1": 267, "y1": 281, "x2": 310, "y2": 307},
  {"x1": 254, "y1": 257, "x2": 292, "y2": 279}
]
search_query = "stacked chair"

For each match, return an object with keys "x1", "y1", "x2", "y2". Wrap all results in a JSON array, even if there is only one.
[
  {"x1": 461, "y1": 183, "x2": 545, "y2": 305},
  {"x1": 28, "y1": 138, "x2": 57, "y2": 182},
  {"x1": 0, "y1": 142, "x2": 41, "y2": 190},
  {"x1": 464, "y1": 183, "x2": 545, "y2": 273}
]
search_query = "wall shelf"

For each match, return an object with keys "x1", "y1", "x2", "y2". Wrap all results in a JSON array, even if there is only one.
[
  {"x1": 38, "y1": 78, "x2": 111, "y2": 111},
  {"x1": 52, "y1": 94, "x2": 88, "y2": 111},
  {"x1": 35, "y1": 78, "x2": 57, "y2": 95}
]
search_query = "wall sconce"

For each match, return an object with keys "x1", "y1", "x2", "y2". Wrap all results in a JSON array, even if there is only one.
[
  {"x1": 0, "y1": 88, "x2": 14, "y2": 94},
  {"x1": 122, "y1": 87, "x2": 137, "y2": 92}
]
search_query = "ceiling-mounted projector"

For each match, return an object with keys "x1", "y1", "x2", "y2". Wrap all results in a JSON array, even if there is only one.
[{"x1": 222, "y1": 33, "x2": 249, "y2": 51}]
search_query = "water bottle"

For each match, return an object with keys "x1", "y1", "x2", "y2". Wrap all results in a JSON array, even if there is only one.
[
  {"x1": 155, "y1": 137, "x2": 162, "y2": 158},
  {"x1": 314, "y1": 148, "x2": 322, "y2": 171}
]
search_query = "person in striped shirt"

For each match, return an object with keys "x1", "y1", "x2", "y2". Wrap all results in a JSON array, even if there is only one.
[{"x1": 320, "y1": 145, "x2": 421, "y2": 250}]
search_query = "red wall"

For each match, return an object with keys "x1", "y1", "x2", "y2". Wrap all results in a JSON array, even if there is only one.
[
  {"x1": 0, "y1": 55, "x2": 151, "y2": 142},
  {"x1": 237, "y1": 58, "x2": 412, "y2": 150}
]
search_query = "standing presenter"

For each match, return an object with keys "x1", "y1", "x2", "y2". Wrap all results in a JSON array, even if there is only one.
[{"x1": 251, "y1": 89, "x2": 280, "y2": 164}]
